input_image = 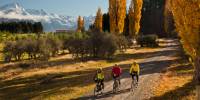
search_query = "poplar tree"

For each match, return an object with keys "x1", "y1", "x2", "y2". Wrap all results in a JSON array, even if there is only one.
[
  {"x1": 128, "y1": 0, "x2": 143, "y2": 38},
  {"x1": 94, "y1": 8, "x2": 103, "y2": 32},
  {"x1": 171, "y1": 0, "x2": 200, "y2": 98},
  {"x1": 77, "y1": 16, "x2": 84, "y2": 32},
  {"x1": 109, "y1": 0, "x2": 126, "y2": 34}
]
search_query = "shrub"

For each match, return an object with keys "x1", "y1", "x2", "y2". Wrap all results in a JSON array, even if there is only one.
[
  {"x1": 37, "y1": 37, "x2": 51, "y2": 61},
  {"x1": 137, "y1": 34, "x2": 158, "y2": 47},
  {"x1": 3, "y1": 41, "x2": 15, "y2": 62},
  {"x1": 46, "y1": 35, "x2": 63, "y2": 56},
  {"x1": 100, "y1": 34, "x2": 118, "y2": 58},
  {"x1": 14, "y1": 39, "x2": 27, "y2": 60},
  {"x1": 24, "y1": 38, "x2": 38, "y2": 59},
  {"x1": 116, "y1": 35, "x2": 128, "y2": 52}
]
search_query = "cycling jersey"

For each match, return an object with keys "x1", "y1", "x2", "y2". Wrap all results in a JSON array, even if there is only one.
[
  {"x1": 130, "y1": 63, "x2": 140, "y2": 75},
  {"x1": 97, "y1": 73, "x2": 104, "y2": 80},
  {"x1": 112, "y1": 66, "x2": 122, "y2": 77}
]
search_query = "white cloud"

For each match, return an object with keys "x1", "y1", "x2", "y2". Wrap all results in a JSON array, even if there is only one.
[{"x1": 0, "y1": 11, "x2": 50, "y2": 22}]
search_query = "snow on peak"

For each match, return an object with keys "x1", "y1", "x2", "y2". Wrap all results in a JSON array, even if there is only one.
[{"x1": 0, "y1": 2, "x2": 95, "y2": 32}]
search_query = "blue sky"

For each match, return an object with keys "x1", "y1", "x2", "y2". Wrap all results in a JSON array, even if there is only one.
[{"x1": 0, "y1": 0, "x2": 131, "y2": 16}]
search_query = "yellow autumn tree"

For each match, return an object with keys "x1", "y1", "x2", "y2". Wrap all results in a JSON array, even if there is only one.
[
  {"x1": 77, "y1": 16, "x2": 84, "y2": 32},
  {"x1": 94, "y1": 8, "x2": 103, "y2": 32},
  {"x1": 170, "y1": 0, "x2": 200, "y2": 98},
  {"x1": 128, "y1": 0, "x2": 143, "y2": 38},
  {"x1": 109, "y1": 0, "x2": 126, "y2": 34}
]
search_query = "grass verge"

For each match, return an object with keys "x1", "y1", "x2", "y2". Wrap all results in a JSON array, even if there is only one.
[{"x1": 151, "y1": 59, "x2": 196, "y2": 100}]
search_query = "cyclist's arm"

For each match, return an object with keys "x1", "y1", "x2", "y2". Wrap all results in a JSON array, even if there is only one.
[
  {"x1": 129, "y1": 65, "x2": 133, "y2": 74},
  {"x1": 137, "y1": 64, "x2": 140, "y2": 75}
]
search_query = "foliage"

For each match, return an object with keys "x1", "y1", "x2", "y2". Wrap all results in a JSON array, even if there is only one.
[
  {"x1": 2, "y1": 31, "x2": 127, "y2": 62},
  {"x1": 102, "y1": 13, "x2": 110, "y2": 32},
  {"x1": 140, "y1": 0, "x2": 166, "y2": 37},
  {"x1": 77, "y1": 16, "x2": 85, "y2": 32},
  {"x1": 109, "y1": 0, "x2": 126, "y2": 33},
  {"x1": 68, "y1": 32, "x2": 119, "y2": 59},
  {"x1": 0, "y1": 21, "x2": 43, "y2": 33},
  {"x1": 129, "y1": 0, "x2": 143, "y2": 38},
  {"x1": 170, "y1": 0, "x2": 200, "y2": 85},
  {"x1": 137, "y1": 34, "x2": 158, "y2": 47},
  {"x1": 94, "y1": 8, "x2": 103, "y2": 32},
  {"x1": 123, "y1": 14, "x2": 129, "y2": 37},
  {"x1": 164, "y1": 0, "x2": 175, "y2": 37}
]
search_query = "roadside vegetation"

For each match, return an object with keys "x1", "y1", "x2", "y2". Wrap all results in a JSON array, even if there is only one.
[
  {"x1": 0, "y1": 0, "x2": 199, "y2": 99},
  {"x1": 151, "y1": 49, "x2": 196, "y2": 99}
]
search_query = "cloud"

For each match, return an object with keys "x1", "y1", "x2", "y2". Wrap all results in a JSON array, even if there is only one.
[{"x1": 0, "y1": 11, "x2": 50, "y2": 22}]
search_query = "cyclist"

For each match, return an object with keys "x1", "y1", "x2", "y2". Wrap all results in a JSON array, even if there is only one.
[
  {"x1": 112, "y1": 64, "x2": 122, "y2": 85},
  {"x1": 94, "y1": 67, "x2": 105, "y2": 90},
  {"x1": 129, "y1": 61, "x2": 140, "y2": 83}
]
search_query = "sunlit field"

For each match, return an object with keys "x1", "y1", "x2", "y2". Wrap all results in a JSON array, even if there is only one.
[{"x1": 0, "y1": 0, "x2": 199, "y2": 100}]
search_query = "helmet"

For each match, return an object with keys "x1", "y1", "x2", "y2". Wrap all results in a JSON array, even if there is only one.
[
  {"x1": 97, "y1": 67, "x2": 103, "y2": 73},
  {"x1": 133, "y1": 61, "x2": 137, "y2": 65}
]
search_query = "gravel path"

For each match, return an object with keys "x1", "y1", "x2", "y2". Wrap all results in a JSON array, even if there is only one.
[{"x1": 79, "y1": 39, "x2": 180, "y2": 100}]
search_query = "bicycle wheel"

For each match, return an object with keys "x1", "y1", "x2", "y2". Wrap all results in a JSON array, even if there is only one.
[
  {"x1": 131, "y1": 76, "x2": 137, "y2": 92},
  {"x1": 113, "y1": 81, "x2": 117, "y2": 93},
  {"x1": 131, "y1": 80, "x2": 134, "y2": 92},
  {"x1": 94, "y1": 86, "x2": 97, "y2": 96}
]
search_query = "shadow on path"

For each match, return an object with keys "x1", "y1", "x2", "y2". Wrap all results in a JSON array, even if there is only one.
[
  {"x1": 71, "y1": 88, "x2": 131, "y2": 100},
  {"x1": 149, "y1": 81, "x2": 195, "y2": 100}
]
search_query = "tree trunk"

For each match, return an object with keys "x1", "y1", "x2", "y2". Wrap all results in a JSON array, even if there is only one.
[{"x1": 194, "y1": 56, "x2": 200, "y2": 100}]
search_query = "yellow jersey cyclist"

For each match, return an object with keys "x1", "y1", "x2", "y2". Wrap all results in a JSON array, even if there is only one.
[
  {"x1": 94, "y1": 67, "x2": 105, "y2": 89},
  {"x1": 129, "y1": 61, "x2": 140, "y2": 83}
]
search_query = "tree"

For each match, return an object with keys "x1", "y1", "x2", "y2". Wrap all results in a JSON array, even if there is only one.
[
  {"x1": 128, "y1": 1, "x2": 135, "y2": 37},
  {"x1": 103, "y1": 13, "x2": 110, "y2": 32},
  {"x1": 77, "y1": 16, "x2": 84, "y2": 32},
  {"x1": 81, "y1": 18, "x2": 85, "y2": 32},
  {"x1": 109, "y1": 0, "x2": 126, "y2": 34},
  {"x1": 94, "y1": 8, "x2": 103, "y2": 32},
  {"x1": 170, "y1": 0, "x2": 200, "y2": 99},
  {"x1": 33, "y1": 22, "x2": 43, "y2": 33},
  {"x1": 123, "y1": 14, "x2": 129, "y2": 36},
  {"x1": 164, "y1": 0, "x2": 175, "y2": 37},
  {"x1": 128, "y1": 0, "x2": 143, "y2": 38},
  {"x1": 140, "y1": 0, "x2": 165, "y2": 37}
]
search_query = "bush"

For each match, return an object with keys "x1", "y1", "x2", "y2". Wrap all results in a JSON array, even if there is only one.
[
  {"x1": 67, "y1": 32, "x2": 119, "y2": 59},
  {"x1": 100, "y1": 34, "x2": 118, "y2": 58},
  {"x1": 2, "y1": 32, "x2": 126, "y2": 62},
  {"x1": 3, "y1": 41, "x2": 15, "y2": 62},
  {"x1": 37, "y1": 37, "x2": 52, "y2": 61},
  {"x1": 24, "y1": 38, "x2": 38, "y2": 59},
  {"x1": 137, "y1": 34, "x2": 158, "y2": 47},
  {"x1": 116, "y1": 35, "x2": 128, "y2": 52},
  {"x1": 46, "y1": 35, "x2": 63, "y2": 56}
]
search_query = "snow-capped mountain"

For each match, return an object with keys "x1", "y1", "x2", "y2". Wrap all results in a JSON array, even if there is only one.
[{"x1": 0, "y1": 3, "x2": 95, "y2": 32}]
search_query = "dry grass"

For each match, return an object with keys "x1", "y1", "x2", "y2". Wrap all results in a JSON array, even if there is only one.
[
  {"x1": 0, "y1": 39, "x2": 176, "y2": 100},
  {"x1": 152, "y1": 60, "x2": 196, "y2": 100},
  {"x1": 0, "y1": 46, "x2": 163, "y2": 100},
  {"x1": 0, "y1": 43, "x2": 3, "y2": 62}
]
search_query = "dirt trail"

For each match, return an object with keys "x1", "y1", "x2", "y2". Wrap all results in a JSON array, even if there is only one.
[{"x1": 79, "y1": 39, "x2": 180, "y2": 100}]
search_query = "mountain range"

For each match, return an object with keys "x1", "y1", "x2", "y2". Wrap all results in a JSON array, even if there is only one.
[{"x1": 0, "y1": 3, "x2": 95, "y2": 32}]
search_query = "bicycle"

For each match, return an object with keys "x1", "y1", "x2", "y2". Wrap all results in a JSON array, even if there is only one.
[
  {"x1": 113, "y1": 77, "x2": 120, "y2": 93},
  {"x1": 130, "y1": 73, "x2": 138, "y2": 93},
  {"x1": 94, "y1": 82, "x2": 103, "y2": 96}
]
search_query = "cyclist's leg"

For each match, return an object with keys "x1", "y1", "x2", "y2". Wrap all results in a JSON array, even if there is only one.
[
  {"x1": 136, "y1": 74, "x2": 139, "y2": 82},
  {"x1": 118, "y1": 76, "x2": 121, "y2": 85},
  {"x1": 132, "y1": 72, "x2": 137, "y2": 82},
  {"x1": 101, "y1": 79, "x2": 104, "y2": 89},
  {"x1": 131, "y1": 73, "x2": 134, "y2": 80}
]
